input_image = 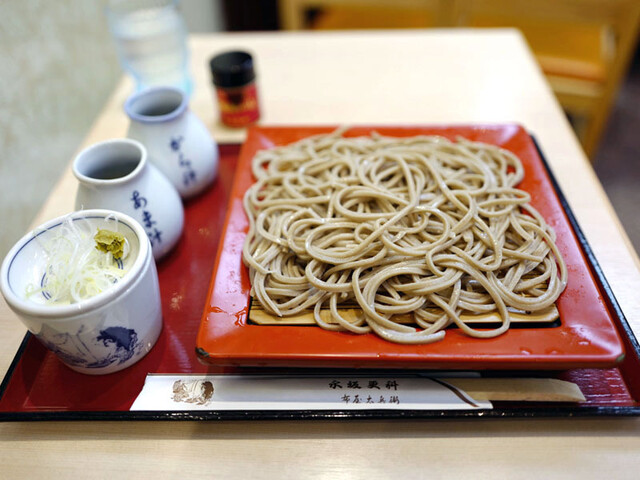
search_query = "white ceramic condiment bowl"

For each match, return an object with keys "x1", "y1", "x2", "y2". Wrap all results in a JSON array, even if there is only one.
[{"x1": 0, "y1": 209, "x2": 162, "y2": 375}]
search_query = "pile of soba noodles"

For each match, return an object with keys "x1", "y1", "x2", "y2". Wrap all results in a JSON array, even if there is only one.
[{"x1": 242, "y1": 129, "x2": 567, "y2": 344}]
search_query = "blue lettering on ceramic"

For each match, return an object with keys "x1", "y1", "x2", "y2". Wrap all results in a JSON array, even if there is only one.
[
  {"x1": 148, "y1": 228, "x2": 163, "y2": 245},
  {"x1": 142, "y1": 210, "x2": 156, "y2": 228},
  {"x1": 130, "y1": 190, "x2": 148, "y2": 209},
  {"x1": 169, "y1": 135, "x2": 197, "y2": 188},
  {"x1": 130, "y1": 190, "x2": 163, "y2": 246}
]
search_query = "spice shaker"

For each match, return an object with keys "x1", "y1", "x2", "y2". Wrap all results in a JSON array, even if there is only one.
[{"x1": 209, "y1": 51, "x2": 261, "y2": 128}]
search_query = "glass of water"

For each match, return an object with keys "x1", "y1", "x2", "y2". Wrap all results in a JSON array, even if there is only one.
[{"x1": 106, "y1": 0, "x2": 193, "y2": 95}]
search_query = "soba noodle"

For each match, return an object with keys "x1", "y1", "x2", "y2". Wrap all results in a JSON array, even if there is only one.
[{"x1": 242, "y1": 129, "x2": 567, "y2": 344}]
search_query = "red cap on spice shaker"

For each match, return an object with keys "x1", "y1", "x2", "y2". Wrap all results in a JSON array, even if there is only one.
[{"x1": 209, "y1": 51, "x2": 261, "y2": 128}]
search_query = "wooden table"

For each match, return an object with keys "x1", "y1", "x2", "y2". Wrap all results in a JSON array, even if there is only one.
[{"x1": 2, "y1": 30, "x2": 640, "y2": 478}]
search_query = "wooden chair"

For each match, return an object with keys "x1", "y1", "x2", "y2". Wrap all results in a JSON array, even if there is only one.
[
  {"x1": 455, "y1": 0, "x2": 640, "y2": 158},
  {"x1": 278, "y1": 0, "x2": 640, "y2": 159},
  {"x1": 279, "y1": 0, "x2": 457, "y2": 30}
]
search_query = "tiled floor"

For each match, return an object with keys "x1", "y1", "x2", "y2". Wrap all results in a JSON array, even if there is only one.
[{"x1": 593, "y1": 48, "x2": 640, "y2": 255}]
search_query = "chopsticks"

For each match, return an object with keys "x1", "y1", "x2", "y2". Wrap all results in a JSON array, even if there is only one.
[{"x1": 440, "y1": 377, "x2": 586, "y2": 402}]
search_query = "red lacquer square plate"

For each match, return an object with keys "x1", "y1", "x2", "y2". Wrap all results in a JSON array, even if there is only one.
[{"x1": 196, "y1": 125, "x2": 625, "y2": 370}]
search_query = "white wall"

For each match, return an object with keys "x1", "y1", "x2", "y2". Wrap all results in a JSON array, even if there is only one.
[
  {"x1": 0, "y1": 0, "x2": 120, "y2": 258},
  {"x1": 0, "y1": 0, "x2": 223, "y2": 259}
]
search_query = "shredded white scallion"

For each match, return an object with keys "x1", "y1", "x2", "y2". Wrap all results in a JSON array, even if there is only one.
[{"x1": 26, "y1": 216, "x2": 130, "y2": 304}]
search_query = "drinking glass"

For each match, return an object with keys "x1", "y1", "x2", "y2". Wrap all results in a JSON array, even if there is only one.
[{"x1": 106, "y1": 0, "x2": 193, "y2": 95}]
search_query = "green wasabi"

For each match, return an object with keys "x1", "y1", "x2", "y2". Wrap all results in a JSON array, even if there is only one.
[{"x1": 94, "y1": 229, "x2": 126, "y2": 259}]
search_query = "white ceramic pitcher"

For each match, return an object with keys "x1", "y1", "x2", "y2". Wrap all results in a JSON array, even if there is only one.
[
  {"x1": 73, "y1": 138, "x2": 184, "y2": 260},
  {"x1": 124, "y1": 86, "x2": 218, "y2": 199}
]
